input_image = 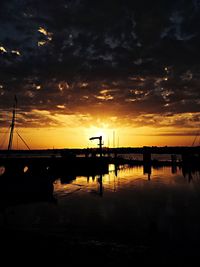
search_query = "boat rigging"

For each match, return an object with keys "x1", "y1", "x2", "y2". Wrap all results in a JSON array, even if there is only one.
[{"x1": 7, "y1": 95, "x2": 30, "y2": 150}]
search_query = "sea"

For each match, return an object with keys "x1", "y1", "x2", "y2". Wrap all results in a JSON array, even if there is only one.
[{"x1": 0, "y1": 163, "x2": 200, "y2": 265}]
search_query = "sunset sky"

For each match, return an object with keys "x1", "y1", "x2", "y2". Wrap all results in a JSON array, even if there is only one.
[{"x1": 0, "y1": 0, "x2": 200, "y2": 149}]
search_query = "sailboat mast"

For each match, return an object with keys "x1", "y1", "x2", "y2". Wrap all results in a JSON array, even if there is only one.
[{"x1": 8, "y1": 96, "x2": 17, "y2": 151}]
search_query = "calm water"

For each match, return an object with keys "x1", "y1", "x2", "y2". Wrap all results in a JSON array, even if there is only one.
[
  {"x1": 1, "y1": 164, "x2": 200, "y2": 265},
  {"x1": 2, "y1": 164, "x2": 199, "y2": 234},
  {"x1": 52, "y1": 165, "x2": 200, "y2": 237}
]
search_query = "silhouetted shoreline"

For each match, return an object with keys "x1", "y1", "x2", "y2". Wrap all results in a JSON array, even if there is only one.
[
  {"x1": 0, "y1": 145, "x2": 200, "y2": 155},
  {"x1": 0, "y1": 146, "x2": 199, "y2": 173}
]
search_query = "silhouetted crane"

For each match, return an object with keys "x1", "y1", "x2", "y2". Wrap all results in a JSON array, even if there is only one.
[{"x1": 89, "y1": 136, "x2": 103, "y2": 157}]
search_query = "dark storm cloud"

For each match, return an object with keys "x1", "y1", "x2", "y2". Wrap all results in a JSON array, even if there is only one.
[{"x1": 0, "y1": 0, "x2": 200, "y2": 128}]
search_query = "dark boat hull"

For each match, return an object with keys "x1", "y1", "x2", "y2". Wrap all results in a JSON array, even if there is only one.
[{"x1": 0, "y1": 156, "x2": 109, "y2": 178}]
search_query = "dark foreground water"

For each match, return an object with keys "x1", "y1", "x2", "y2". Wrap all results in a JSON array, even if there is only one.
[{"x1": 1, "y1": 164, "x2": 200, "y2": 266}]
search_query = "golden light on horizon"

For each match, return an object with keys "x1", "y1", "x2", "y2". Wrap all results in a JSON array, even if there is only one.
[
  {"x1": 84, "y1": 126, "x2": 112, "y2": 148},
  {"x1": 1, "y1": 110, "x2": 199, "y2": 149},
  {"x1": 0, "y1": 125, "x2": 196, "y2": 150}
]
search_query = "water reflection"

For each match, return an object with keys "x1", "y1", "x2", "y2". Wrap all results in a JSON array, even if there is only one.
[
  {"x1": 1, "y1": 163, "x2": 200, "y2": 266},
  {"x1": 53, "y1": 164, "x2": 200, "y2": 199},
  {"x1": 51, "y1": 164, "x2": 200, "y2": 255},
  {"x1": 97, "y1": 174, "x2": 103, "y2": 196},
  {"x1": 1, "y1": 164, "x2": 200, "y2": 223},
  {"x1": 182, "y1": 166, "x2": 200, "y2": 183},
  {"x1": 171, "y1": 164, "x2": 177, "y2": 174},
  {"x1": 143, "y1": 163, "x2": 151, "y2": 180}
]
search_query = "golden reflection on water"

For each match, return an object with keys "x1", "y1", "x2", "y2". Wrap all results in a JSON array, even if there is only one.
[{"x1": 54, "y1": 164, "x2": 200, "y2": 198}]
